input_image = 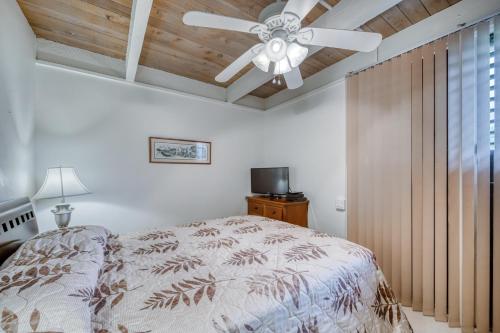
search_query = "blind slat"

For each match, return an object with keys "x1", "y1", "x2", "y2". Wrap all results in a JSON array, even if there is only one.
[
  {"x1": 461, "y1": 26, "x2": 476, "y2": 333},
  {"x1": 373, "y1": 64, "x2": 385, "y2": 270},
  {"x1": 434, "y1": 38, "x2": 448, "y2": 322},
  {"x1": 365, "y1": 68, "x2": 375, "y2": 252},
  {"x1": 391, "y1": 56, "x2": 403, "y2": 301},
  {"x1": 447, "y1": 31, "x2": 461, "y2": 328},
  {"x1": 357, "y1": 70, "x2": 368, "y2": 248},
  {"x1": 411, "y1": 47, "x2": 424, "y2": 312},
  {"x1": 422, "y1": 43, "x2": 435, "y2": 316},
  {"x1": 381, "y1": 61, "x2": 393, "y2": 283},
  {"x1": 475, "y1": 21, "x2": 491, "y2": 333},
  {"x1": 493, "y1": 14, "x2": 500, "y2": 333},
  {"x1": 400, "y1": 52, "x2": 413, "y2": 307}
]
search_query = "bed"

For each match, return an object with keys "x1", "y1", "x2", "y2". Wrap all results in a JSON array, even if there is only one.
[{"x1": 0, "y1": 198, "x2": 412, "y2": 333}]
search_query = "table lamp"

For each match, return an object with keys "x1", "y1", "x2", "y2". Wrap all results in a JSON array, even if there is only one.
[{"x1": 33, "y1": 167, "x2": 90, "y2": 228}]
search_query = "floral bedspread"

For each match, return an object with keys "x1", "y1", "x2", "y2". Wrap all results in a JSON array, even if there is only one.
[{"x1": 0, "y1": 216, "x2": 412, "y2": 333}]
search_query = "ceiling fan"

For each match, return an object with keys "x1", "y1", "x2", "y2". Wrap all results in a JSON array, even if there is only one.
[{"x1": 183, "y1": 0, "x2": 382, "y2": 90}]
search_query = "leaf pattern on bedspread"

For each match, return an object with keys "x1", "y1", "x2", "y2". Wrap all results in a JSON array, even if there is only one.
[
  {"x1": 13, "y1": 244, "x2": 87, "y2": 266},
  {"x1": 212, "y1": 315, "x2": 246, "y2": 333},
  {"x1": 1, "y1": 308, "x2": 58, "y2": 333},
  {"x1": 0, "y1": 263, "x2": 73, "y2": 294},
  {"x1": 275, "y1": 223, "x2": 298, "y2": 229},
  {"x1": 101, "y1": 259, "x2": 125, "y2": 275},
  {"x1": 246, "y1": 268, "x2": 310, "y2": 309},
  {"x1": 1, "y1": 308, "x2": 18, "y2": 333},
  {"x1": 104, "y1": 240, "x2": 123, "y2": 256},
  {"x1": 181, "y1": 221, "x2": 206, "y2": 228},
  {"x1": 192, "y1": 228, "x2": 220, "y2": 237},
  {"x1": 323, "y1": 268, "x2": 362, "y2": 314},
  {"x1": 310, "y1": 230, "x2": 335, "y2": 238},
  {"x1": 96, "y1": 324, "x2": 152, "y2": 333},
  {"x1": 142, "y1": 273, "x2": 228, "y2": 310},
  {"x1": 33, "y1": 226, "x2": 87, "y2": 240},
  {"x1": 1, "y1": 216, "x2": 412, "y2": 333},
  {"x1": 341, "y1": 242, "x2": 377, "y2": 268},
  {"x1": 223, "y1": 218, "x2": 248, "y2": 226},
  {"x1": 297, "y1": 317, "x2": 319, "y2": 333},
  {"x1": 284, "y1": 243, "x2": 328, "y2": 262},
  {"x1": 137, "y1": 231, "x2": 175, "y2": 241},
  {"x1": 233, "y1": 224, "x2": 262, "y2": 234},
  {"x1": 198, "y1": 237, "x2": 240, "y2": 250},
  {"x1": 70, "y1": 279, "x2": 141, "y2": 315},
  {"x1": 263, "y1": 233, "x2": 297, "y2": 245},
  {"x1": 151, "y1": 256, "x2": 204, "y2": 275},
  {"x1": 224, "y1": 248, "x2": 268, "y2": 266},
  {"x1": 372, "y1": 280, "x2": 402, "y2": 326},
  {"x1": 133, "y1": 241, "x2": 179, "y2": 255}
]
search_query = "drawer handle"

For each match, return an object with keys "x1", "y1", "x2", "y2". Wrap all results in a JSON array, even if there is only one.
[
  {"x1": 272, "y1": 211, "x2": 276, "y2": 215},
  {"x1": 254, "y1": 206, "x2": 259, "y2": 210}
]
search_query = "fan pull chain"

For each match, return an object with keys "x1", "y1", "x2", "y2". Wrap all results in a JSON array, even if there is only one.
[{"x1": 272, "y1": 74, "x2": 283, "y2": 85}]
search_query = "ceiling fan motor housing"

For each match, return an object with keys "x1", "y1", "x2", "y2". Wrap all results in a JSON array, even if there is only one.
[{"x1": 257, "y1": 1, "x2": 301, "y2": 43}]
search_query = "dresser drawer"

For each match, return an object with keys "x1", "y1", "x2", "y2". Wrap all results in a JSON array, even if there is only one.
[
  {"x1": 248, "y1": 202, "x2": 264, "y2": 216},
  {"x1": 246, "y1": 196, "x2": 308, "y2": 227},
  {"x1": 263, "y1": 206, "x2": 283, "y2": 220}
]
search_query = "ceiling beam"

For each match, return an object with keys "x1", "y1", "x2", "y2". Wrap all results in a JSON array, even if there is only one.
[
  {"x1": 226, "y1": 0, "x2": 403, "y2": 103},
  {"x1": 266, "y1": 0, "x2": 500, "y2": 110},
  {"x1": 35, "y1": 39, "x2": 266, "y2": 110},
  {"x1": 319, "y1": 1, "x2": 332, "y2": 10},
  {"x1": 37, "y1": 60, "x2": 264, "y2": 113},
  {"x1": 125, "y1": 0, "x2": 153, "y2": 82},
  {"x1": 37, "y1": 38, "x2": 126, "y2": 78}
]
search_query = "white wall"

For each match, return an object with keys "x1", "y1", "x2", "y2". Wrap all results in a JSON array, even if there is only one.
[
  {"x1": 34, "y1": 65, "x2": 347, "y2": 236},
  {"x1": 34, "y1": 65, "x2": 346, "y2": 237},
  {"x1": 262, "y1": 81, "x2": 347, "y2": 237},
  {"x1": 34, "y1": 65, "x2": 266, "y2": 233},
  {"x1": 0, "y1": 0, "x2": 36, "y2": 202}
]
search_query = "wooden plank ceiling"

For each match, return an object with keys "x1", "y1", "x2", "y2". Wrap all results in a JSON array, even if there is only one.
[{"x1": 18, "y1": 0, "x2": 461, "y2": 99}]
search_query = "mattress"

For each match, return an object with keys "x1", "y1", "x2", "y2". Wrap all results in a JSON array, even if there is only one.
[{"x1": 0, "y1": 216, "x2": 412, "y2": 333}]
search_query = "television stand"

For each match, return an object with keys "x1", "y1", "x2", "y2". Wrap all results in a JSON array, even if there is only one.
[{"x1": 246, "y1": 196, "x2": 309, "y2": 227}]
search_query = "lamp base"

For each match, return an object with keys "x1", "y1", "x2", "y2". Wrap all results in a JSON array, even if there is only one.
[{"x1": 51, "y1": 203, "x2": 74, "y2": 229}]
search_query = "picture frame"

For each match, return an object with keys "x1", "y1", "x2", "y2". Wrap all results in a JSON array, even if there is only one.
[{"x1": 149, "y1": 137, "x2": 212, "y2": 165}]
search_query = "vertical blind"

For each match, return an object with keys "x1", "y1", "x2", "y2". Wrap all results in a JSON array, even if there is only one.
[
  {"x1": 346, "y1": 16, "x2": 500, "y2": 331},
  {"x1": 493, "y1": 15, "x2": 500, "y2": 333}
]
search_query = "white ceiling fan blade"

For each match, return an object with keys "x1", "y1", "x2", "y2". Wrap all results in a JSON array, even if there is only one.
[
  {"x1": 282, "y1": 0, "x2": 320, "y2": 21},
  {"x1": 297, "y1": 28, "x2": 382, "y2": 52},
  {"x1": 183, "y1": 11, "x2": 267, "y2": 34},
  {"x1": 284, "y1": 67, "x2": 303, "y2": 90},
  {"x1": 216, "y1": 44, "x2": 264, "y2": 83}
]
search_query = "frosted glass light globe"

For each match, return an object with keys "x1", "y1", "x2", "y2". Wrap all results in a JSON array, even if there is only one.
[
  {"x1": 273, "y1": 58, "x2": 292, "y2": 75},
  {"x1": 272, "y1": 41, "x2": 281, "y2": 52},
  {"x1": 252, "y1": 50, "x2": 271, "y2": 72},
  {"x1": 287, "y1": 43, "x2": 308, "y2": 68},
  {"x1": 265, "y1": 38, "x2": 288, "y2": 62}
]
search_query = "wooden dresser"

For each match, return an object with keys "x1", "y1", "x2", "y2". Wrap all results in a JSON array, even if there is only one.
[{"x1": 246, "y1": 196, "x2": 309, "y2": 227}]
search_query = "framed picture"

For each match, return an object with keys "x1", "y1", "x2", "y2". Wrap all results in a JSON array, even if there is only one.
[{"x1": 149, "y1": 137, "x2": 211, "y2": 164}]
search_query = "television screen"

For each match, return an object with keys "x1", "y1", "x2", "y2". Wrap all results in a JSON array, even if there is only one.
[{"x1": 251, "y1": 167, "x2": 289, "y2": 195}]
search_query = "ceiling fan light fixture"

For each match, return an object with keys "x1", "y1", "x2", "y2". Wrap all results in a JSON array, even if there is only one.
[
  {"x1": 252, "y1": 50, "x2": 271, "y2": 72},
  {"x1": 265, "y1": 37, "x2": 288, "y2": 62},
  {"x1": 287, "y1": 42, "x2": 308, "y2": 68},
  {"x1": 273, "y1": 57, "x2": 292, "y2": 75}
]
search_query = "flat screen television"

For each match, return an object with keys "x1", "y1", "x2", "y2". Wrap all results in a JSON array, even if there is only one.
[{"x1": 251, "y1": 167, "x2": 289, "y2": 195}]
